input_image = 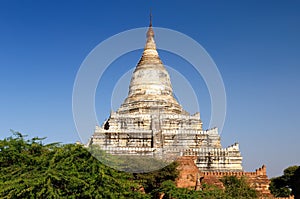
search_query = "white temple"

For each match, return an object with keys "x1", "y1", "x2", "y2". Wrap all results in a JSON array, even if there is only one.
[{"x1": 88, "y1": 17, "x2": 243, "y2": 172}]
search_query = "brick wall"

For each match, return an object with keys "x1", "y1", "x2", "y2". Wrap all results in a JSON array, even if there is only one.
[{"x1": 176, "y1": 156, "x2": 273, "y2": 198}]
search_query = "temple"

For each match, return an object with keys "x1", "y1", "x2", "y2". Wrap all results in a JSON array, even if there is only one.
[{"x1": 88, "y1": 17, "x2": 243, "y2": 173}]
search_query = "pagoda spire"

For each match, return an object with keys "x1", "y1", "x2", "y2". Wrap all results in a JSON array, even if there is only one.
[
  {"x1": 146, "y1": 11, "x2": 155, "y2": 42},
  {"x1": 149, "y1": 9, "x2": 152, "y2": 27},
  {"x1": 117, "y1": 13, "x2": 185, "y2": 115},
  {"x1": 136, "y1": 12, "x2": 160, "y2": 67}
]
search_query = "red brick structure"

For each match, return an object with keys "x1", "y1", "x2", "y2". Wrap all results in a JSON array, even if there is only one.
[
  {"x1": 176, "y1": 156, "x2": 272, "y2": 198},
  {"x1": 176, "y1": 156, "x2": 201, "y2": 189}
]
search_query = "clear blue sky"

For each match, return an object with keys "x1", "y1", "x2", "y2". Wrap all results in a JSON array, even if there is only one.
[{"x1": 1, "y1": 0, "x2": 299, "y2": 177}]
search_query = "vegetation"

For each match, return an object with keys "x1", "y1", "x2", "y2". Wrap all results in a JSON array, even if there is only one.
[
  {"x1": 89, "y1": 144, "x2": 170, "y2": 173},
  {"x1": 270, "y1": 165, "x2": 300, "y2": 198},
  {"x1": 1, "y1": 132, "x2": 259, "y2": 198},
  {"x1": 0, "y1": 132, "x2": 146, "y2": 198},
  {"x1": 220, "y1": 176, "x2": 257, "y2": 199},
  {"x1": 147, "y1": 176, "x2": 258, "y2": 199}
]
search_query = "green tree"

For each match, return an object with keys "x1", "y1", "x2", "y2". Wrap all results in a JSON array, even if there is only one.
[
  {"x1": 154, "y1": 180, "x2": 225, "y2": 199},
  {"x1": 291, "y1": 167, "x2": 300, "y2": 199},
  {"x1": 220, "y1": 176, "x2": 258, "y2": 199},
  {"x1": 0, "y1": 132, "x2": 147, "y2": 198},
  {"x1": 270, "y1": 176, "x2": 291, "y2": 197},
  {"x1": 270, "y1": 165, "x2": 300, "y2": 198},
  {"x1": 133, "y1": 161, "x2": 179, "y2": 194},
  {"x1": 89, "y1": 144, "x2": 170, "y2": 173}
]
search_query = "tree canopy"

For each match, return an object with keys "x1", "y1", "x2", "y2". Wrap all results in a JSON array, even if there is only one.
[
  {"x1": 0, "y1": 132, "x2": 146, "y2": 198},
  {"x1": 270, "y1": 165, "x2": 300, "y2": 199},
  {"x1": 0, "y1": 132, "x2": 259, "y2": 198}
]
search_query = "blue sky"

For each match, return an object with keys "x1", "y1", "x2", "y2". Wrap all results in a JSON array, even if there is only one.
[{"x1": 1, "y1": 0, "x2": 299, "y2": 177}]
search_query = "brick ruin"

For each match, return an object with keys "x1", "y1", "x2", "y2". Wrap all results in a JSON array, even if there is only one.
[{"x1": 176, "y1": 156, "x2": 272, "y2": 197}]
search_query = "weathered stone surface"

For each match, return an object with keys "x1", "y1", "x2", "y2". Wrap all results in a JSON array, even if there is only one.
[
  {"x1": 176, "y1": 156, "x2": 272, "y2": 198},
  {"x1": 88, "y1": 21, "x2": 243, "y2": 172},
  {"x1": 176, "y1": 156, "x2": 201, "y2": 189}
]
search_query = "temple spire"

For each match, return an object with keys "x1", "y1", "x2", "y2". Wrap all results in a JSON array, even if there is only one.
[
  {"x1": 149, "y1": 9, "x2": 152, "y2": 27},
  {"x1": 146, "y1": 11, "x2": 154, "y2": 39},
  {"x1": 137, "y1": 12, "x2": 161, "y2": 67},
  {"x1": 125, "y1": 13, "x2": 179, "y2": 107}
]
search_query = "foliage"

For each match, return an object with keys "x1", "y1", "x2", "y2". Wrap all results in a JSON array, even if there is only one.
[
  {"x1": 155, "y1": 181, "x2": 225, "y2": 199},
  {"x1": 133, "y1": 161, "x2": 179, "y2": 194},
  {"x1": 290, "y1": 167, "x2": 300, "y2": 198},
  {"x1": 0, "y1": 132, "x2": 261, "y2": 198},
  {"x1": 270, "y1": 176, "x2": 291, "y2": 197},
  {"x1": 220, "y1": 176, "x2": 258, "y2": 199},
  {"x1": 0, "y1": 132, "x2": 146, "y2": 199},
  {"x1": 89, "y1": 145, "x2": 169, "y2": 173},
  {"x1": 149, "y1": 176, "x2": 258, "y2": 199},
  {"x1": 270, "y1": 165, "x2": 300, "y2": 198}
]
